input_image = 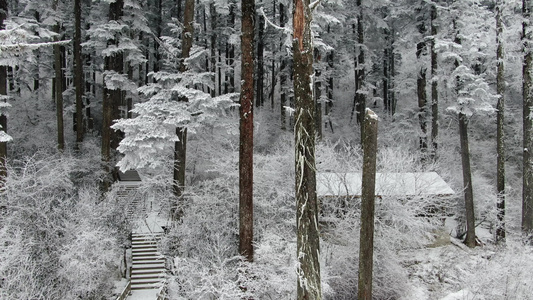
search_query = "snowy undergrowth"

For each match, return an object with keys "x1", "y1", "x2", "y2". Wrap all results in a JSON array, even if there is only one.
[{"x1": 0, "y1": 154, "x2": 126, "y2": 299}]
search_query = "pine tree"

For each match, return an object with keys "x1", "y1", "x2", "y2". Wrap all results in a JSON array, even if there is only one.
[
  {"x1": 239, "y1": 0, "x2": 255, "y2": 262},
  {"x1": 294, "y1": 0, "x2": 321, "y2": 298}
]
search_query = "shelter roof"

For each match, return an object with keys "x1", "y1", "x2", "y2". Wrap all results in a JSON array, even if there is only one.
[{"x1": 317, "y1": 172, "x2": 455, "y2": 197}]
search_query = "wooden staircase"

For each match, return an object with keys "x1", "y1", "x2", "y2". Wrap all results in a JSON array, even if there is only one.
[
  {"x1": 113, "y1": 170, "x2": 167, "y2": 299},
  {"x1": 131, "y1": 233, "x2": 166, "y2": 290}
]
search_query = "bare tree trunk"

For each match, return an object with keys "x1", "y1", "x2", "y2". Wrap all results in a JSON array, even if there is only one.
[
  {"x1": 102, "y1": 0, "x2": 124, "y2": 191},
  {"x1": 228, "y1": 1, "x2": 235, "y2": 93},
  {"x1": 0, "y1": 0, "x2": 8, "y2": 182},
  {"x1": 255, "y1": 1, "x2": 264, "y2": 108},
  {"x1": 53, "y1": 27, "x2": 65, "y2": 152},
  {"x1": 523, "y1": 0, "x2": 533, "y2": 233},
  {"x1": 355, "y1": 0, "x2": 365, "y2": 142},
  {"x1": 239, "y1": 0, "x2": 255, "y2": 262},
  {"x1": 496, "y1": 0, "x2": 505, "y2": 242},
  {"x1": 416, "y1": 5, "x2": 428, "y2": 156},
  {"x1": 280, "y1": 3, "x2": 286, "y2": 130},
  {"x1": 172, "y1": 0, "x2": 195, "y2": 217},
  {"x1": 74, "y1": 0, "x2": 84, "y2": 149},
  {"x1": 358, "y1": 109, "x2": 378, "y2": 300},
  {"x1": 430, "y1": 4, "x2": 438, "y2": 158},
  {"x1": 459, "y1": 112, "x2": 476, "y2": 248},
  {"x1": 293, "y1": 0, "x2": 321, "y2": 298},
  {"x1": 209, "y1": 1, "x2": 216, "y2": 97}
]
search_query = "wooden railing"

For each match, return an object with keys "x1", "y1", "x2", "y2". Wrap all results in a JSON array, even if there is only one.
[{"x1": 115, "y1": 280, "x2": 131, "y2": 300}]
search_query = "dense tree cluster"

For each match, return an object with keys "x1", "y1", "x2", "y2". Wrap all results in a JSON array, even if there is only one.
[{"x1": 1, "y1": 0, "x2": 533, "y2": 299}]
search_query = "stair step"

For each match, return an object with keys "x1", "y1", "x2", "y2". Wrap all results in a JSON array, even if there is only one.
[
  {"x1": 132, "y1": 255, "x2": 164, "y2": 260},
  {"x1": 131, "y1": 268, "x2": 165, "y2": 275},
  {"x1": 132, "y1": 249, "x2": 158, "y2": 255},
  {"x1": 130, "y1": 283, "x2": 163, "y2": 290},
  {"x1": 131, "y1": 273, "x2": 165, "y2": 280},
  {"x1": 133, "y1": 259, "x2": 165, "y2": 265},
  {"x1": 131, "y1": 278, "x2": 164, "y2": 285},
  {"x1": 132, "y1": 263, "x2": 165, "y2": 270}
]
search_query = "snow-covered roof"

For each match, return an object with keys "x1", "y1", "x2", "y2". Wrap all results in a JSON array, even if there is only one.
[{"x1": 317, "y1": 172, "x2": 455, "y2": 197}]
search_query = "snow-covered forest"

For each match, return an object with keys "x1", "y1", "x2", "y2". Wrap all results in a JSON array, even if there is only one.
[{"x1": 1, "y1": 0, "x2": 533, "y2": 299}]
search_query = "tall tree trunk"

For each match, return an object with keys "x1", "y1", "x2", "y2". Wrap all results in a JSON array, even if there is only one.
[
  {"x1": 209, "y1": 1, "x2": 216, "y2": 97},
  {"x1": 154, "y1": 0, "x2": 162, "y2": 74},
  {"x1": 53, "y1": 26, "x2": 65, "y2": 152},
  {"x1": 0, "y1": 0, "x2": 8, "y2": 182},
  {"x1": 293, "y1": 0, "x2": 321, "y2": 298},
  {"x1": 351, "y1": 23, "x2": 357, "y2": 122},
  {"x1": 496, "y1": 0, "x2": 505, "y2": 242},
  {"x1": 355, "y1": 0, "x2": 366, "y2": 142},
  {"x1": 255, "y1": 1, "x2": 264, "y2": 108},
  {"x1": 459, "y1": 112, "x2": 476, "y2": 248},
  {"x1": 416, "y1": 4, "x2": 428, "y2": 156},
  {"x1": 172, "y1": 0, "x2": 195, "y2": 217},
  {"x1": 239, "y1": 0, "x2": 255, "y2": 262},
  {"x1": 523, "y1": 0, "x2": 533, "y2": 233},
  {"x1": 228, "y1": 1, "x2": 236, "y2": 93},
  {"x1": 280, "y1": 2, "x2": 286, "y2": 130},
  {"x1": 74, "y1": 0, "x2": 84, "y2": 148},
  {"x1": 430, "y1": 4, "x2": 438, "y2": 158},
  {"x1": 390, "y1": 31, "x2": 396, "y2": 115},
  {"x1": 270, "y1": 0, "x2": 276, "y2": 109},
  {"x1": 102, "y1": 0, "x2": 124, "y2": 190},
  {"x1": 358, "y1": 109, "x2": 378, "y2": 300}
]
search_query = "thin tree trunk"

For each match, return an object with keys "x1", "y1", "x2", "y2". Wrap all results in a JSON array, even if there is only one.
[
  {"x1": 417, "y1": 7, "x2": 428, "y2": 156},
  {"x1": 270, "y1": 0, "x2": 276, "y2": 109},
  {"x1": 430, "y1": 4, "x2": 438, "y2": 158},
  {"x1": 74, "y1": 0, "x2": 84, "y2": 148},
  {"x1": 239, "y1": 0, "x2": 255, "y2": 262},
  {"x1": 54, "y1": 27, "x2": 65, "y2": 152},
  {"x1": 459, "y1": 112, "x2": 476, "y2": 248},
  {"x1": 255, "y1": 2, "x2": 264, "y2": 108},
  {"x1": 210, "y1": 1, "x2": 216, "y2": 97},
  {"x1": 280, "y1": 2, "x2": 286, "y2": 130},
  {"x1": 294, "y1": 0, "x2": 321, "y2": 298},
  {"x1": 351, "y1": 24, "x2": 357, "y2": 122},
  {"x1": 358, "y1": 109, "x2": 378, "y2": 300},
  {"x1": 228, "y1": 1, "x2": 235, "y2": 93},
  {"x1": 523, "y1": 0, "x2": 533, "y2": 233},
  {"x1": 0, "y1": 0, "x2": 8, "y2": 182},
  {"x1": 496, "y1": 0, "x2": 505, "y2": 242},
  {"x1": 356, "y1": 1, "x2": 365, "y2": 142}
]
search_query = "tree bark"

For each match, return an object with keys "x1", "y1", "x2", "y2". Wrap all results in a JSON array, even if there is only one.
[
  {"x1": 293, "y1": 0, "x2": 321, "y2": 298},
  {"x1": 172, "y1": 0, "x2": 195, "y2": 215},
  {"x1": 355, "y1": 0, "x2": 366, "y2": 142},
  {"x1": 255, "y1": 2, "x2": 264, "y2": 108},
  {"x1": 210, "y1": 1, "x2": 216, "y2": 97},
  {"x1": 496, "y1": 0, "x2": 505, "y2": 242},
  {"x1": 280, "y1": 3, "x2": 287, "y2": 130},
  {"x1": 358, "y1": 109, "x2": 378, "y2": 300},
  {"x1": 53, "y1": 27, "x2": 65, "y2": 152},
  {"x1": 102, "y1": 0, "x2": 124, "y2": 191},
  {"x1": 0, "y1": 0, "x2": 7, "y2": 182},
  {"x1": 74, "y1": 0, "x2": 84, "y2": 148},
  {"x1": 239, "y1": 0, "x2": 255, "y2": 262},
  {"x1": 416, "y1": 4, "x2": 428, "y2": 156},
  {"x1": 459, "y1": 112, "x2": 476, "y2": 248},
  {"x1": 523, "y1": 0, "x2": 533, "y2": 233},
  {"x1": 430, "y1": 4, "x2": 438, "y2": 158}
]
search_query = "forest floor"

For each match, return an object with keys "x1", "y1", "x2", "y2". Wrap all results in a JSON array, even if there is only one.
[{"x1": 400, "y1": 219, "x2": 533, "y2": 300}]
